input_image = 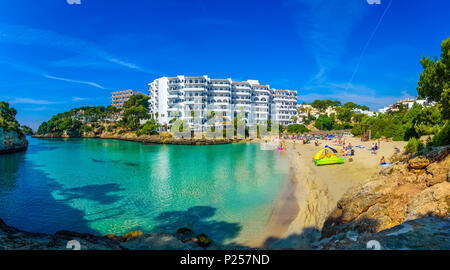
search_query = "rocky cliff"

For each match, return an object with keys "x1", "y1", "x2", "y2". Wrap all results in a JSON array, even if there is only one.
[
  {"x1": 322, "y1": 146, "x2": 450, "y2": 239},
  {"x1": 314, "y1": 216, "x2": 449, "y2": 250},
  {"x1": 0, "y1": 128, "x2": 28, "y2": 154}
]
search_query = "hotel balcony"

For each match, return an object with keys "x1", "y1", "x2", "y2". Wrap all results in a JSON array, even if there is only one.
[
  {"x1": 209, "y1": 89, "x2": 230, "y2": 94},
  {"x1": 254, "y1": 99, "x2": 269, "y2": 104},
  {"x1": 184, "y1": 87, "x2": 206, "y2": 92},
  {"x1": 233, "y1": 84, "x2": 251, "y2": 90},
  {"x1": 254, "y1": 88, "x2": 270, "y2": 94},
  {"x1": 233, "y1": 91, "x2": 251, "y2": 96},
  {"x1": 211, "y1": 102, "x2": 230, "y2": 106}
]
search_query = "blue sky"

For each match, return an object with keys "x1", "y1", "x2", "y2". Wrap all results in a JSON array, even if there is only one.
[{"x1": 0, "y1": 0, "x2": 449, "y2": 130}]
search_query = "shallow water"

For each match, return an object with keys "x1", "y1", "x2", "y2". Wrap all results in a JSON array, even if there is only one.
[{"x1": 0, "y1": 137, "x2": 289, "y2": 245}]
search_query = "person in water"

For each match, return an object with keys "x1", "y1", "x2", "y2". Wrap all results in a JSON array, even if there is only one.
[{"x1": 380, "y1": 156, "x2": 386, "y2": 165}]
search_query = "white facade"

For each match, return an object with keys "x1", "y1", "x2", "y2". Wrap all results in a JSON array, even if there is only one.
[
  {"x1": 378, "y1": 98, "x2": 430, "y2": 114},
  {"x1": 353, "y1": 108, "x2": 377, "y2": 117},
  {"x1": 148, "y1": 75, "x2": 298, "y2": 128}
]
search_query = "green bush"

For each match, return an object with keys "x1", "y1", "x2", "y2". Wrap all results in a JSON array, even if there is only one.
[
  {"x1": 314, "y1": 114, "x2": 334, "y2": 130},
  {"x1": 286, "y1": 124, "x2": 310, "y2": 134},
  {"x1": 0, "y1": 102, "x2": 21, "y2": 133},
  {"x1": 138, "y1": 119, "x2": 159, "y2": 136},
  {"x1": 432, "y1": 121, "x2": 450, "y2": 146},
  {"x1": 405, "y1": 137, "x2": 424, "y2": 154}
]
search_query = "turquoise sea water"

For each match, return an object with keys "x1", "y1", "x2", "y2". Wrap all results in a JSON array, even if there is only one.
[{"x1": 0, "y1": 137, "x2": 289, "y2": 245}]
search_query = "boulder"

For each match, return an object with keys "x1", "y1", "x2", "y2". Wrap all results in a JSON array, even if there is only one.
[
  {"x1": 195, "y1": 233, "x2": 212, "y2": 248},
  {"x1": 425, "y1": 155, "x2": 450, "y2": 187},
  {"x1": 124, "y1": 230, "x2": 143, "y2": 241},
  {"x1": 408, "y1": 156, "x2": 430, "y2": 170},
  {"x1": 405, "y1": 182, "x2": 450, "y2": 220}
]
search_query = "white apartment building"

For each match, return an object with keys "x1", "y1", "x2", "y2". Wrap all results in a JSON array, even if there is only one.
[{"x1": 148, "y1": 75, "x2": 297, "y2": 129}]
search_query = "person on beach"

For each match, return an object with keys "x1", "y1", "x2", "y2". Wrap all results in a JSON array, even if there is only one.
[{"x1": 380, "y1": 156, "x2": 386, "y2": 165}]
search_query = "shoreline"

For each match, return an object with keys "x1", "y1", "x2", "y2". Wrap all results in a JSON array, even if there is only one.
[
  {"x1": 249, "y1": 135, "x2": 409, "y2": 249},
  {"x1": 242, "y1": 162, "x2": 300, "y2": 248},
  {"x1": 25, "y1": 134, "x2": 410, "y2": 249},
  {"x1": 32, "y1": 134, "x2": 238, "y2": 145}
]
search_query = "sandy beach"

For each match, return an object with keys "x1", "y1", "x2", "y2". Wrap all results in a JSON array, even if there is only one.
[{"x1": 248, "y1": 135, "x2": 407, "y2": 249}]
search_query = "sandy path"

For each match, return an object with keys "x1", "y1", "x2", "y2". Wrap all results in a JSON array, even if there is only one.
[{"x1": 249, "y1": 135, "x2": 407, "y2": 249}]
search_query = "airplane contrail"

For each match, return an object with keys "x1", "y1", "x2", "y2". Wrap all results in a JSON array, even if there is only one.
[{"x1": 345, "y1": 0, "x2": 393, "y2": 91}]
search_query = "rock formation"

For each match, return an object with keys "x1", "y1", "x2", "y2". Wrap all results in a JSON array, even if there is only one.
[
  {"x1": 321, "y1": 146, "x2": 450, "y2": 238},
  {"x1": 314, "y1": 216, "x2": 450, "y2": 250},
  {"x1": 0, "y1": 128, "x2": 28, "y2": 154}
]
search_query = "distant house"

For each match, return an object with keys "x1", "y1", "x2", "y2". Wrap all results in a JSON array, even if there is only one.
[
  {"x1": 353, "y1": 108, "x2": 377, "y2": 117},
  {"x1": 378, "y1": 98, "x2": 430, "y2": 114}
]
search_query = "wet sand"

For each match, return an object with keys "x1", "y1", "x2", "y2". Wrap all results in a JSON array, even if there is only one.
[{"x1": 248, "y1": 135, "x2": 407, "y2": 249}]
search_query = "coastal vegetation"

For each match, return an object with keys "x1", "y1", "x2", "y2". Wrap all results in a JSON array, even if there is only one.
[
  {"x1": 0, "y1": 102, "x2": 22, "y2": 134},
  {"x1": 37, "y1": 94, "x2": 159, "y2": 138},
  {"x1": 0, "y1": 102, "x2": 28, "y2": 153},
  {"x1": 20, "y1": 125, "x2": 33, "y2": 135},
  {"x1": 286, "y1": 124, "x2": 310, "y2": 134}
]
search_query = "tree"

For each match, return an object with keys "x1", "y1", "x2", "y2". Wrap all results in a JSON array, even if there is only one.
[
  {"x1": 105, "y1": 105, "x2": 120, "y2": 122},
  {"x1": 122, "y1": 95, "x2": 150, "y2": 130},
  {"x1": 20, "y1": 125, "x2": 33, "y2": 135},
  {"x1": 0, "y1": 102, "x2": 21, "y2": 133},
  {"x1": 139, "y1": 119, "x2": 159, "y2": 135},
  {"x1": 336, "y1": 107, "x2": 353, "y2": 123},
  {"x1": 310, "y1": 100, "x2": 328, "y2": 112},
  {"x1": 360, "y1": 105, "x2": 370, "y2": 111},
  {"x1": 417, "y1": 37, "x2": 450, "y2": 120},
  {"x1": 414, "y1": 105, "x2": 442, "y2": 135},
  {"x1": 314, "y1": 114, "x2": 334, "y2": 130},
  {"x1": 353, "y1": 113, "x2": 365, "y2": 124}
]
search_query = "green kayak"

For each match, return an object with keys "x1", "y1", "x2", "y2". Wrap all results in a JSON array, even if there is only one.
[{"x1": 314, "y1": 156, "x2": 344, "y2": 166}]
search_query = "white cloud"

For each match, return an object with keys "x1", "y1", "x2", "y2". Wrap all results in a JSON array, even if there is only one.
[
  {"x1": 22, "y1": 106, "x2": 49, "y2": 111},
  {"x1": 7, "y1": 98, "x2": 59, "y2": 105},
  {"x1": 44, "y1": 75, "x2": 104, "y2": 89}
]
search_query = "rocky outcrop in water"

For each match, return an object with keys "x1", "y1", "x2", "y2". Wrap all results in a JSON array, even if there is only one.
[
  {"x1": 0, "y1": 218, "x2": 124, "y2": 250},
  {"x1": 321, "y1": 146, "x2": 450, "y2": 238},
  {"x1": 0, "y1": 218, "x2": 224, "y2": 250},
  {"x1": 0, "y1": 128, "x2": 28, "y2": 154}
]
